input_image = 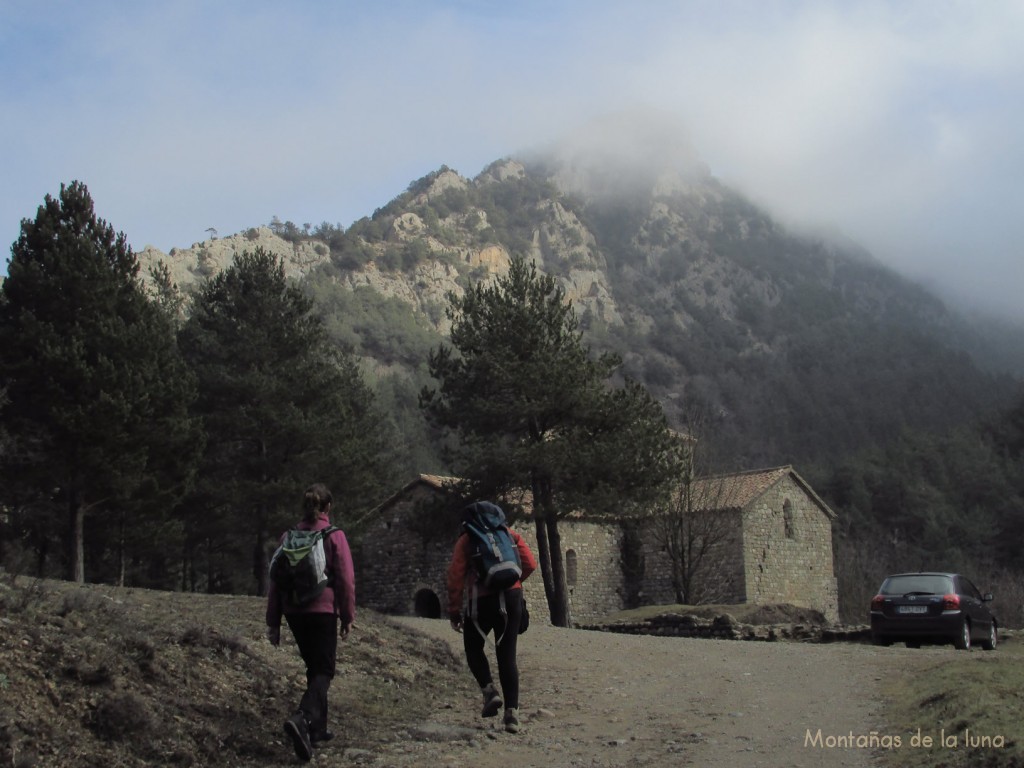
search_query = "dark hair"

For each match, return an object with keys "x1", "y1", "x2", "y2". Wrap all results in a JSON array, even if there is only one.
[{"x1": 302, "y1": 483, "x2": 333, "y2": 522}]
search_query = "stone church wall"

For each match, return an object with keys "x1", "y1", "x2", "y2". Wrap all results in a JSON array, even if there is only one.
[
  {"x1": 513, "y1": 519, "x2": 625, "y2": 625},
  {"x1": 637, "y1": 513, "x2": 747, "y2": 607},
  {"x1": 740, "y1": 476, "x2": 838, "y2": 622},
  {"x1": 358, "y1": 493, "x2": 626, "y2": 624},
  {"x1": 357, "y1": 484, "x2": 457, "y2": 618},
  {"x1": 357, "y1": 474, "x2": 839, "y2": 626}
]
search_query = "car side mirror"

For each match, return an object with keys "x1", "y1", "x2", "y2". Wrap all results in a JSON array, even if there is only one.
[{"x1": 982, "y1": 593, "x2": 993, "y2": 602}]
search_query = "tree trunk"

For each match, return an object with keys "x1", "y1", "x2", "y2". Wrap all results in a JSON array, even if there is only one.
[
  {"x1": 531, "y1": 473, "x2": 565, "y2": 626},
  {"x1": 35, "y1": 527, "x2": 49, "y2": 578},
  {"x1": 544, "y1": 513, "x2": 571, "y2": 627},
  {"x1": 533, "y1": 515, "x2": 555, "y2": 618},
  {"x1": 253, "y1": 530, "x2": 268, "y2": 597},
  {"x1": 532, "y1": 471, "x2": 571, "y2": 627},
  {"x1": 206, "y1": 537, "x2": 215, "y2": 593},
  {"x1": 672, "y1": 557, "x2": 685, "y2": 604},
  {"x1": 181, "y1": 542, "x2": 189, "y2": 592},
  {"x1": 117, "y1": 511, "x2": 126, "y2": 587},
  {"x1": 68, "y1": 494, "x2": 85, "y2": 584}
]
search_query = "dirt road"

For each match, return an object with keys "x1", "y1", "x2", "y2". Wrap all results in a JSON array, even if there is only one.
[
  {"x1": 357, "y1": 618, "x2": 928, "y2": 768},
  {"x1": 2, "y1": 579, "x2": 945, "y2": 768}
]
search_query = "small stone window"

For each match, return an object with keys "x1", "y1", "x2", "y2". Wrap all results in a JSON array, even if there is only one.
[
  {"x1": 783, "y1": 499, "x2": 795, "y2": 539},
  {"x1": 565, "y1": 549, "x2": 578, "y2": 587}
]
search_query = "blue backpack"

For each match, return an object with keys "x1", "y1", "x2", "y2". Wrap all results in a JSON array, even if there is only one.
[{"x1": 463, "y1": 502, "x2": 522, "y2": 590}]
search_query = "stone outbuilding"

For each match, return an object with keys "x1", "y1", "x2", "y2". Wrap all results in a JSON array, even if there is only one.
[
  {"x1": 356, "y1": 466, "x2": 839, "y2": 625},
  {"x1": 638, "y1": 466, "x2": 839, "y2": 621}
]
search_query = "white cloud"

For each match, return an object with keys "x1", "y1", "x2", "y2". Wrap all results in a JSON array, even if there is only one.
[{"x1": 2, "y1": 0, "x2": 1022, "y2": 320}]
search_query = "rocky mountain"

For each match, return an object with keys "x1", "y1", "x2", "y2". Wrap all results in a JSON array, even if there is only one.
[
  {"x1": 138, "y1": 149, "x2": 1023, "y2": 479},
  {"x1": 138, "y1": 162, "x2": 619, "y2": 333}
]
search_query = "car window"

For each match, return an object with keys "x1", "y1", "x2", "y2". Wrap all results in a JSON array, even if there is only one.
[
  {"x1": 880, "y1": 574, "x2": 954, "y2": 595},
  {"x1": 957, "y1": 577, "x2": 981, "y2": 600}
]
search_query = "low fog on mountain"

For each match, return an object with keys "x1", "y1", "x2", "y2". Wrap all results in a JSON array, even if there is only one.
[{"x1": 3, "y1": 3, "x2": 1023, "y2": 325}]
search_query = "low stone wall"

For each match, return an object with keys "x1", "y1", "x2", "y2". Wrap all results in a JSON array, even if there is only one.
[{"x1": 579, "y1": 613, "x2": 872, "y2": 643}]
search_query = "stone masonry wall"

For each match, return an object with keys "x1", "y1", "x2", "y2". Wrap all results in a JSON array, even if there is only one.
[
  {"x1": 358, "y1": 485, "x2": 456, "y2": 617},
  {"x1": 358, "y1": 493, "x2": 625, "y2": 625},
  {"x1": 740, "y1": 476, "x2": 839, "y2": 623},
  {"x1": 638, "y1": 512, "x2": 747, "y2": 606},
  {"x1": 514, "y1": 520, "x2": 626, "y2": 625},
  {"x1": 358, "y1": 476, "x2": 839, "y2": 626}
]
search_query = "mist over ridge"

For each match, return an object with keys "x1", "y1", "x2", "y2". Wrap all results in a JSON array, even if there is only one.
[{"x1": 138, "y1": 122, "x2": 1024, "y2": 480}]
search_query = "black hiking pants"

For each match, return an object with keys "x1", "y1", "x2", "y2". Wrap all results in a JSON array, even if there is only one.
[
  {"x1": 464, "y1": 588, "x2": 523, "y2": 709},
  {"x1": 285, "y1": 612, "x2": 338, "y2": 733}
]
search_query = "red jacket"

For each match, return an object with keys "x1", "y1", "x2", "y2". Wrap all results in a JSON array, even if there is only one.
[
  {"x1": 447, "y1": 527, "x2": 536, "y2": 618},
  {"x1": 266, "y1": 513, "x2": 356, "y2": 628}
]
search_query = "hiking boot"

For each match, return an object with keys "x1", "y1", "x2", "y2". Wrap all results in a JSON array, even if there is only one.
[
  {"x1": 503, "y1": 707, "x2": 520, "y2": 734},
  {"x1": 284, "y1": 712, "x2": 313, "y2": 762},
  {"x1": 481, "y1": 683, "x2": 503, "y2": 718}
]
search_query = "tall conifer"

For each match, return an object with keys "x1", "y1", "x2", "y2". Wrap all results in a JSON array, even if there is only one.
[
  {"x1": 0, "y1": 181, "x2": 201, "y2": 582},
  {"x1": 178, "y1": 248, "x2": 393, "y2": 594},
  {"x1": 421, "y1": 257, "x2": 679, "y2": 626}
]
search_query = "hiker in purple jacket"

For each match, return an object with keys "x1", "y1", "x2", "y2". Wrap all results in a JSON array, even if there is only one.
[{"x1": 266, "y1": 483, "x2": 355, "y2": 762}]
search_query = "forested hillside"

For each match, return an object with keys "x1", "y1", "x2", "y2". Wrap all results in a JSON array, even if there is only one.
[
  {"x1": 321, "y1": 156, "x2": 1024, "y2": 623},
  {"x1": 4, "y1": 143, "x2": 1022, "y2": 619},
  {"x1": 237, "y1": 155, "x2": 1020, "y2": 480},
  {"x1": 135, "y1": 148, "x2": 1024, "y2": 622}
]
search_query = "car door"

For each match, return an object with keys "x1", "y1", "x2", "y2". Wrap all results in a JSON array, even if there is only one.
[{"x1": 955, "y1": 576, "x2": 989, "y2": 639}]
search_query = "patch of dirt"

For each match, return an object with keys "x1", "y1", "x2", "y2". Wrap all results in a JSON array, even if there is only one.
[
  {"x1": 385, "y1": 618, "x2": 929, "y2": 768},
  {"x1": 0, "y1": 576, "x2": 931, "y2": 767}
]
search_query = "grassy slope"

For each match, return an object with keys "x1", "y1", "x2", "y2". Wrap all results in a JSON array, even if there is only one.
[
  {"x1": 880, "y1": 637, "x2": 1024, "y2": 768},
  {"x1": 0, "y1": 576, "x2": 467, "y2": 767}
]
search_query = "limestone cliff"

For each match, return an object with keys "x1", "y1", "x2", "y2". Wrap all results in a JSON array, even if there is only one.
[
  {"x1": 135, "y1": 150, "x2": 1019, "y2": 471},
  {"x1": 138, "y1": 159, "x2": 622, "y2": 334}
]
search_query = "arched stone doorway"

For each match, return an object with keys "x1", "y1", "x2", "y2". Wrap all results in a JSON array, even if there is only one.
[{"x1": 414, "y1": 588, "x2": 441, "y2": 618}]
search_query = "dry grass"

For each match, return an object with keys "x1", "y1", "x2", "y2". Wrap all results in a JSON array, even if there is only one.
[
  {"x1": 880, "y1": 636, "x2": 1024, "y2": 768},
  {"x1": 0, "y1": 573, "x2": 469, "y2": 767}
]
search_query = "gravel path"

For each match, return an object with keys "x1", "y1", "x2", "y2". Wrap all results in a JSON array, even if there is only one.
[{"x1": 358, "y1": 617, "x2": 927, "y2": 768}]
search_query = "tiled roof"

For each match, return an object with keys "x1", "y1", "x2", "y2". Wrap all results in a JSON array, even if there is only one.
[
  {"x1": 416, "y1": 473, "x2": 459, "y2": 489},
  {"x1": 352, "y1": 473, "x2": 460, "y2": 528},
  {"x1": 693, "y1": 466, "x2": 791, "y2": 510},
  {"x1": 361, "y1": 466, "x2": 837, "y2": 525},
  {"x1": 692, "y1": 465, "x2": 837, "y2": 518}
]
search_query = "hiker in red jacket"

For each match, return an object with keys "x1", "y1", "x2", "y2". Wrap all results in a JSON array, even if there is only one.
[
  {"x1": 447, "y1": 501, "x2": 537, "y2": 734},
  {"x1": 266, "y1": 483, "x2": 355, "y2": 762}
]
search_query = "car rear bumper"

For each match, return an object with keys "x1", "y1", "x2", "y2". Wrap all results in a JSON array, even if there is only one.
[{"x1": 870, "y1": 610, "x2": 963, "y2": 641}]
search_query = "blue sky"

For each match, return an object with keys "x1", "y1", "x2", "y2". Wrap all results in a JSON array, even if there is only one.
[{"x1": 2, "y1": 1, "x2": 1022, "y2": 321}]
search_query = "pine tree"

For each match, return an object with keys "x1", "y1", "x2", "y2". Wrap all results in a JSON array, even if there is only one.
[
  {"x1": 421, "y1": 257, "x2": 679, "y2": 626},
  {"x1": 0, "y1": 181, "x2": 202, "y2": 582},
  {"x1": 178, "y1": 248, "x2": 394, "y2": 594}
]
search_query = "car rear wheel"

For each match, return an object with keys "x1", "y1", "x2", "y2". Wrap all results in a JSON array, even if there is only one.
[
  {"x1": 980, "y1": 623, "x2": 997, "y2": 651},
  {"x1": 954, "y1": 618, "x2": 971, "y2": 650}
]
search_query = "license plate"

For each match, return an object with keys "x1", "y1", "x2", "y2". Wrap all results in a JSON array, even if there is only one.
[{"x1": 897, "y1": 605, "x2": 928, "y2": 614}]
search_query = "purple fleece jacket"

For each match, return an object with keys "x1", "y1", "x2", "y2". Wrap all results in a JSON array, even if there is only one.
[{"x1": 265, "y1": 513, "x2": 356, "y2": 629}]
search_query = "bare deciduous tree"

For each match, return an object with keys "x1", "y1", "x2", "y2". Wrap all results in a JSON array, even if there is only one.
[{"x1": 651, "y1": 412, "x2": 739, "y2": 605}]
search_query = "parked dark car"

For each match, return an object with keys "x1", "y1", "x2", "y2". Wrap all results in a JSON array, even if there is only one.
[{"x1": 870, "y1": 572, "x2": 997, "y2": 650}]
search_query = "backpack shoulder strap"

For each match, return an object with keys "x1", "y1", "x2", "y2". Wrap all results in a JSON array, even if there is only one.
[{"x1": 319, "y1": 526, "x2": 341, "y2": 584}]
